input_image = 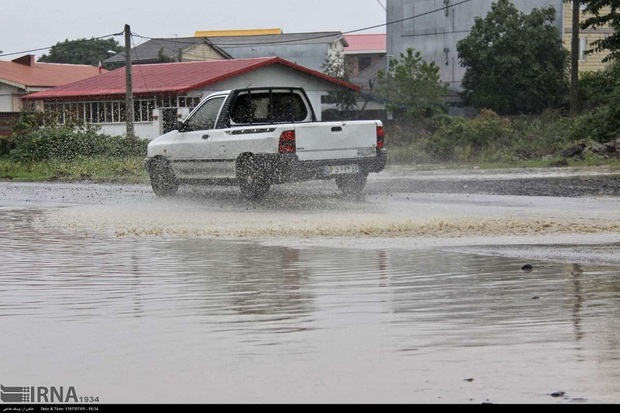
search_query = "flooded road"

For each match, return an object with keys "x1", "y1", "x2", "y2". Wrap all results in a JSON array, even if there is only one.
[{"x1": 1, "y1": 167, "x2": 619, "y2": 404}]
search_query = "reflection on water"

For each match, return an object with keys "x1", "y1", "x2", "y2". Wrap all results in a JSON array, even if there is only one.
[{"x1": 1, "y1": 207, "x2": 619, "y2": 404}]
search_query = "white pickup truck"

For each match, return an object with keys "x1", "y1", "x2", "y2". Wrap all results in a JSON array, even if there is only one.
[{"x1": 144, "y1": 87, "x2": 387, "y2": 200}]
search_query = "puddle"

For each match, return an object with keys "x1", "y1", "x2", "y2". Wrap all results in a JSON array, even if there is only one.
[{"x1": 1, "y1": 207, "x2": 619, "y2": 403}]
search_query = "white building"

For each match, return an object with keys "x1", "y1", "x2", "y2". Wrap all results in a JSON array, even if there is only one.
[{"x1": 386, "y1": 0, "x2": 564, "y2": 91}]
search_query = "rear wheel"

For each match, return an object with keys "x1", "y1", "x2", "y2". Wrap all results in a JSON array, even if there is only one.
[
  {"x1": 335, "y1": 172, "x2": 368, "y2": 195},
  {"x1": 148, "y1": 158, "x2": 179, "y2": 197},
  {"x1": 237, "y1": 156, "x2": 270, "y2": 201}
]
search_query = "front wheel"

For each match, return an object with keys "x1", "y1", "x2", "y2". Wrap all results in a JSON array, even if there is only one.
[
  {"x1": 335, "y1": 172, "x2": 368, "y2": 195},
  {"x1": 148, "y1": 158, "x2": 179, "y2": 197}
]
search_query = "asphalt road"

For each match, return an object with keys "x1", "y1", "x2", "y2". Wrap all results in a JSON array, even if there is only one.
[{"x1": 367, "y1": 165, "x2": 620, "y2": 198}]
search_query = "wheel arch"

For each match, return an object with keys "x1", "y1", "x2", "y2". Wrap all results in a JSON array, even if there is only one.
[
  {"x1": 235, "y1": 152, "x2": 255, "y2": 170},
  {"x1": 145, "y1": 155, "x2": 171, "y2": 173}
]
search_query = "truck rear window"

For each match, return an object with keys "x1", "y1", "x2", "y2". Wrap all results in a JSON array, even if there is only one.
[{"x1": 230, "y1": 92, "x2": 308, "y2": 124}]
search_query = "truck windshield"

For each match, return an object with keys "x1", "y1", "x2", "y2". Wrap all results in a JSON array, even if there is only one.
[{"x1": 230, "y1": 91, "x2": 308, "y2": 124}]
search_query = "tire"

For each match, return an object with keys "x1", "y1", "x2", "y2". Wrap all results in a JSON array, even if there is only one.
[
  {"x1": 335, "y1": 172, "x2": 368, "y2": 195},
  {"x1": 237, "y1": 156, "x2": 270, "y2": 201},
  {"x1": 148, "y1": 158, "x2": 179, "y2": 197}
]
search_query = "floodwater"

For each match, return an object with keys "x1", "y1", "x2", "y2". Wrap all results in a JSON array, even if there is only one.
[{"x1": 1, "y1": 169, "x2": 619, "y2": 404}]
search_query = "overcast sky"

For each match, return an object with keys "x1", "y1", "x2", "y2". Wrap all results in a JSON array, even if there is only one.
[{"x1": 1, "y1": 0, "x2": 387, "y2": 59}]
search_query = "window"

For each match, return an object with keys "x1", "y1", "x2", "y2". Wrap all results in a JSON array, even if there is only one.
[
  {"x1": 270, "y1": 93, "x2": 308, "y2": 122},
  {"x1": 178, "y1": 96, "x2": 201, "y2": 108},
  {"x1": 186, "y1": 96, "x2": 226, "y2": 131},
  {"x1": 44, "y1": 99, "x2": 155, "y2": 124},
  {"x1": 134, "y1": 100, "x2": 154, "y2": 122},
  {"x1": 229, "y1": 91, "x2": 309, "y2": 125},
  {"x1": 579, "y1": 37, "x2": 587, "y2": 61},
  {"x1": 230, "y1": 94, "x2": 256, "y2": 124}
]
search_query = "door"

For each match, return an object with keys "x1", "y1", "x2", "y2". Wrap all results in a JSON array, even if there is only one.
[{"x1": 168, "y1": 95, "x2": 226, "y2": 179}]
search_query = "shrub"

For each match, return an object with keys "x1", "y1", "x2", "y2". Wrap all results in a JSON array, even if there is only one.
[
  {"x1": 509, "y1": 110, "x2": 573, "y2": 158},
  {"x1": 417, "y1": 110, "x2": 514, "y2": 161},
  {"x1": 5, "y1": 110, "x2": 148, "y2": 162},
  {"x1": 9, "y1": 127, "x2": 147, "y2": 162},
  {"x1": 568, "y1": 97, "x2": 620, "y2": 143}
]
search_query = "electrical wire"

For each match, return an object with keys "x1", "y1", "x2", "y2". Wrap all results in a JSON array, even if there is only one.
[
  {"x1": 0, "y1": 32, "x2": 124, "y2": 58},
  {"x1": 0, "y1": 0, "x2": 471, "y2": 58},
  {"x1": 133, "y1": 0, "x2": 472, "y2": 47}
]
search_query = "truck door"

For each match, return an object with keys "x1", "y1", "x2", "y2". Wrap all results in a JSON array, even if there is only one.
[{"x1": 169, "y1": 95, "x2": 226, "y2": 179}]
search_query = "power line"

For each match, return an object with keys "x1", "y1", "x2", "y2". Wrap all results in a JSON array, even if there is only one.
[
  {"x1": 0, "y1": 32, "x2": 124, "y2": 58},
  {"x1": 131, "y1": 0, "x2": 472, "y2": 49},
  {"x1": 1, "y1": 0, "x2": 472, "y2": 59}
]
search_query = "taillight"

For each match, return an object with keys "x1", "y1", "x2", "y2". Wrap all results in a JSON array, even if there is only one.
[
  {"x1": 376, "y1": 125, "x2": 385, "y2": 150},
  {"x1": 279, "y1": 130, "x2": 296, "y2": 154}
]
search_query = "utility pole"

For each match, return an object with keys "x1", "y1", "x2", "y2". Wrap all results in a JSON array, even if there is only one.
[
  {"x1": 386, "y1": 55, "x2": 393, "y2": 120},
  {"x1": 570, "y1": 1, "x2": 580, "y2": 117},
  {"x1": 124, "y1": 24, "x2": 135, "y2": 138}
]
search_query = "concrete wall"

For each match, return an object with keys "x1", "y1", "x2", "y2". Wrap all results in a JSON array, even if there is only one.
[
  {"x1": 98, "y1": 122, "x2": 157, "y2": 140},
  {"x1": 386, "y1": 0, "x2": 564, "y2": 91}
]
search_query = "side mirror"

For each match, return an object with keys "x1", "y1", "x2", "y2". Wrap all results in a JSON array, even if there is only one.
[{"x1": 176, "y1": 121, "x2": 189, "y2": 132}]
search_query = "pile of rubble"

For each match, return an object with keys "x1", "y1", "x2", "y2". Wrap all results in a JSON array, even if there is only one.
[
  {"x1": 561, "y1": 138, "x2": 620, "y2": 159},
  {"x1": 587, "y1": 138, "x2": 620, "y2": 158}
]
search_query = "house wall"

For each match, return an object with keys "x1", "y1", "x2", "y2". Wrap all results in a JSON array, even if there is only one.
[
  {"x1": 198, "y1": 64, "x2": 353, "y2": 122},
  {"x1": 386, "y1": 0, "x2": 564, "y2": 91},
  {"x1": 182, "y1": 43, "x2": 228, "y2": 61},
  {"x1": 0, "y1": 83, "x2": 21, "y2": 112},
  {"x1": 222, "y1": 42, "x2": 344, "y2": 72},
  {"x1": 561, "y1": 3, "x2": 612, "y2": 73},
  {"x1": 346, "y1": 54, "x2": 386, "y2": 77}
]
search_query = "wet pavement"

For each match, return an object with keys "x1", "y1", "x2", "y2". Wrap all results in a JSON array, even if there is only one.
[{"x1": 0, "y1": 166, "x2": 619, "y2": 404}]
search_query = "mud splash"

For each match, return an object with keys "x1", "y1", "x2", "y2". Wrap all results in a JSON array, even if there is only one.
[{"x1": 44, "y1": 204, "x2": 620, "y2": 240}]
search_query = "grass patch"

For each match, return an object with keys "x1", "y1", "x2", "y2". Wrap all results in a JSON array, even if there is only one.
[
  {"x1": 386, "y1": 143, "x2": 620, "y2": 170},
  {"x1": 0, "y1": 156, "x2": 149, "y2": 183}
]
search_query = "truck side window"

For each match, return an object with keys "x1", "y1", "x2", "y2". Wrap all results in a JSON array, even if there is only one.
[
  {"x1": 229, "y1": 90, "x2": 310, "y2": 124},
  {"x1": 272, "y1": 93, "x2": 308, "y2": 122},
  {"x1": 230, "y1": 95, "x2": 254, "y2": 124},
  {"x1": 186, "y1": 96, "x2": 225, "y2": 131}
]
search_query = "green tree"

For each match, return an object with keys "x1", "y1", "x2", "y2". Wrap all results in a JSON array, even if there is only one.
[
  {"x1": 457, "y1": 0, "x2": 569, "y2": 115},
  {"x1": 580, "y1": 0, "x2": 620, "y2": 62},
  {"x1": 322, "y1": 51, "x2": 358, "y2": 113},
  {"x1": 375, "y1": 48, "x2": 448, "y2": 120},
  {"x1": 579, "y1": 60, "x2": 620, "y2": 109},
  {"x1": 570, "y1": 59, "x2": 620, "y2": 142},
  {"x1": 39, "y1": 38, "x2": 123, "y2": 67}
]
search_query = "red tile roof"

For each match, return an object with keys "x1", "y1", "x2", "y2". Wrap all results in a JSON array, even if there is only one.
[
  {"x1": 22, "y1": 57, "x2": 360, "y2": 100},
  {"x1": 344, "y1": 34, "x2": 387, "y2": 54},
  {"x1": 0, "y1": 55, "x2": 103, "y2": 89}
]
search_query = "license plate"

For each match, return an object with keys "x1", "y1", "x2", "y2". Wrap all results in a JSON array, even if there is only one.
[{"x1": 322, "y1": 164, "x2": 360, "y2": 176}]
